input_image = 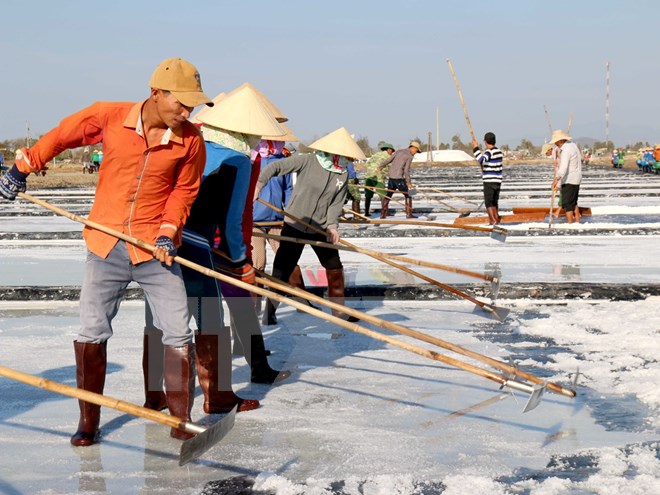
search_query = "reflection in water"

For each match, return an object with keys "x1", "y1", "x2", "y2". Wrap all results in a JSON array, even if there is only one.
[
  {"x1": 484, "y1": 262, "x2": 502, "y2": 282},
  {"x1": 300, "y1": 265, "x2": 327, "y2": 287},
  {"x1": 366, "y1": 265, "x2": 416, "y2": 285},
  {"x1": 141, "y1": 423, "x2": 169, "y2": 494},
  {"x1": 554, "y1": 264, "x2": 581, "y2": 280},
  {"x1": 76, "y1": 445, "x2": 107, "y2": 493}
]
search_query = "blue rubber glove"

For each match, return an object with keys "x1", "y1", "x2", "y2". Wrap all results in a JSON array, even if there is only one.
[
  {"x1": 154, "y1": 235, "x2": 177, "y2": 257},
  {"x1": 0, "y1": 165, "x2": 29, "y2": 201}
]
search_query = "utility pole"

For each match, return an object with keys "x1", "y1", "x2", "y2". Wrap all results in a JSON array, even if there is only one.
[
  {"x1": 543, "y1": 104, "x2": 553, "y2": 137},
  {"x1": 25, "y1": 121, "x2": 31, "y2": 148},
  {"x1": 427, "y1": 131, "x2": 433, "y2": 164},
  {"x1": 605, "y1": 61, "x2": 610, "y2": 149},
  {"x1": 436, "y1": 106, "x2": 440, "y2": 150}
]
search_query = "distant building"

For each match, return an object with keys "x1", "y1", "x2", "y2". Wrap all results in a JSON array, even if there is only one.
[{"x1": 412, "y1": 149, "x2": 474, "y2": 163}]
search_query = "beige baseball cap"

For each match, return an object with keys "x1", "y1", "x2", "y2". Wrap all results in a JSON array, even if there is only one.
[
  {"x1": 149, "y1": 57, "x2": 213, "y2": 108},
  {"x1": 409, "y1": 141, "x2": 423, "y2": 153}
]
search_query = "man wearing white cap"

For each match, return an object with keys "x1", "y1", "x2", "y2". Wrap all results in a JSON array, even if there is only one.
[
  {"x1": 550, "y1": 130, "x2": 582, "y2": 224},
  {"x1": 255, "y1": 127, "x2": 366, "y2": 323},
  {"x1": 0, "y1": 57, "x2": 213, "y2": 445}
]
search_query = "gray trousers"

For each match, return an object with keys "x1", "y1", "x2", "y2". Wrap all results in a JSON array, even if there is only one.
[{"x1": 78, "y1": 241, "x2": 192, "y2": 347}]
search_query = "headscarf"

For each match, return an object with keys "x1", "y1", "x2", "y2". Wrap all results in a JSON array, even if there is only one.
[
  {"x1": 201, "y1": 124, "x2": 261, "y2": 156},
  {"x1": 315, "y1": 151, "x2": 352, "y2": 174}
]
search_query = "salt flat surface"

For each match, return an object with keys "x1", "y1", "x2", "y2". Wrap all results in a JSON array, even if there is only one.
[{"x1": 0, "y1": 165, "x2": 658, "y2": 494}]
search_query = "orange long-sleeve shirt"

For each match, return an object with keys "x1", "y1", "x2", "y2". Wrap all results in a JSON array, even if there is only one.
[{"x1": 16, "y1": 101, "x2": 206, "y2": 264}]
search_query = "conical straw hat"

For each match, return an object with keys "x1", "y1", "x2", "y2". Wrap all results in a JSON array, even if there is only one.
[
  {"x1": 540, "y1": 142, "x2": 553, "y2": 155},
  {"x1": 226, "y1": 82, "x2": 288, "y2": 123},
  {"x1": 196, "y1": 86, "x2": 285, "y2": 137},
  {"x1": 189, "y1": 92, "x2": 226, "y2": 124},
  {"x1": 261, "y1": 121, "x2": 299, "y2": 142},
  {"x1": 308, "y1": 127, "x2": 366, "y2": 160}
]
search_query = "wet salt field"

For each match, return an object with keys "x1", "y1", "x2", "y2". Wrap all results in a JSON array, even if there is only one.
[{"x1": 0, "y1": 163, "x2": 659, "y2": 494}]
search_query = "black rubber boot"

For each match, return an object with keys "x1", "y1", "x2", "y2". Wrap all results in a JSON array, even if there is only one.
[{"x1": 250, "y1": 335, "x2": 291, "y2": 385}]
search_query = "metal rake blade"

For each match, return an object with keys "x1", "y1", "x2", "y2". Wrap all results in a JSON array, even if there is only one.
[{"x1": 179, "y1": 405, "x2": 237, "y2": 466}]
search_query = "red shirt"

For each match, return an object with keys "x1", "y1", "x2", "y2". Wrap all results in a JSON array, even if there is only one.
[{"x1": 16, "y1": 101, "x2": 206, "y2": 263}]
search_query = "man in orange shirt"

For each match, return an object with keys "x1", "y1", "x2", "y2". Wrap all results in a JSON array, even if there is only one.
[{"x1": 0, "y1": 57, "x2": 213, "y2": 445}]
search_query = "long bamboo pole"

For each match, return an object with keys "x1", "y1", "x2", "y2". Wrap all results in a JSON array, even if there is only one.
[
  {"x1": 544, "y1": 104, "x2": 553, "y2": 136},
  {"x1": 0, "y1": 364, "x2": 207, "y2": 434},
  {"x1": 360, "y1": 184, "x2": 407, "y2": 207},
  {"x1": 16, "y1": 192, "x2": 548, "y2": 397},
  {"x1": 351, "y1": 217, "x2": 506, "y2": 238},
  {"x1": 548, "y1": 188, "x2": 557, "y2": 229},
  {"x1": 215, "y1": 246, "x2": 573, "y2": 398},
  {"x1": 256, "y1": 198, "x2": 509, "y2": 321},
  {"x1": 361, "y1": 184, "x2": 468, "y2": 214},
  {"x1": 417, "y1": 186, "x2": 479, "y2": 206},
  {"x1": 254, "y1": 221, "x2": 283, "y2": 228},
  {"x1": 447, "y1": 58, "x2": 477, "y2": 144},
  {"x1": 252, "y1": 230, "x2": 498, "y2": 284}
]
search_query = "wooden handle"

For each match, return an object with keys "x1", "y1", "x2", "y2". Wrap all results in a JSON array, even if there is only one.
[
  {"x1": 447, "y1": 58, "x2": 477, "y2": 144},
  {"x1": 253, "y1": 230, "x2": 496, "y2": 283},
  {"x1": 253, "y1": 261, "x2": 573, "y2": 398},
  {"x1": 0, "y1": 364, "x2": 203, "y2": 433}
]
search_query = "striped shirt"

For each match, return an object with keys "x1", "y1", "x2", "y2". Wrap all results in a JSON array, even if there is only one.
[{"x1": 474, "y1": 146, "x2": 503, "y2": 183}]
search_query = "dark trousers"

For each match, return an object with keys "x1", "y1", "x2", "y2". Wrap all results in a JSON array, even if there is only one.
[
  {"x1": 483, "y1": 182, "x2": 501, "y2": 208},
  {"x1": 271, "y1": 223, "x2": 343, "y2": 282},
  {"x1": 385, "y1": 178, "x2": 409, "y2": 198}
]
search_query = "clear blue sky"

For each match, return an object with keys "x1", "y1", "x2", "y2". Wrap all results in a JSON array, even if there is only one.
[{"x1": 2, "y1": 0, "x2": 658, "y2": 148}]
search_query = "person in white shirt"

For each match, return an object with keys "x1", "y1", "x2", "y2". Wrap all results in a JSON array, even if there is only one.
[{"x1": 550, "y1": 130, "x2": 582, "y2": 223}]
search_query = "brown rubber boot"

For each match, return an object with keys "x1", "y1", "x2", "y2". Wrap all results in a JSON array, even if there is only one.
[
  {"x1": 380, "y1": 197, "x2": 390, "y2": 219},
  {"x1": 196, "y1": 332, "x2": 260, "y2": 414},
  {"x1": 289, "y1": 265, "x2": 319, "y2": 312},
  {"x1": 351, "y1": 199, "x2": 361, "y2": 215},
  {"x1": 405, "y1": 197, "x2": 418, "y2": 218},
  {"x1": 326, "y1": 268, "x2": 359, "y2": 322},
  {"x1": 71, "y1": 341, "x2": 107, "y2": 447},
  {"x1": 163, "y1": 344, "x2": 196, "y2": 440},
  {"x1": 142, "y1": 331, "x2": 167, "y2": 411}
]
